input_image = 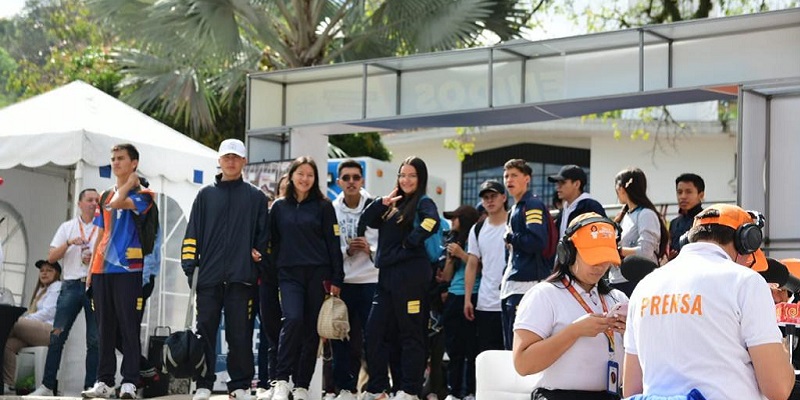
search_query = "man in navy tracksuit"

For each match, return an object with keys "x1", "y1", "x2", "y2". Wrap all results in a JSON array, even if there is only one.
[
  {"x1": 500, "y1": 159, "x2": 554, "y2": 350},
  {"x1": 181, "y1": 139, "x2": 269, "y2": 400}
]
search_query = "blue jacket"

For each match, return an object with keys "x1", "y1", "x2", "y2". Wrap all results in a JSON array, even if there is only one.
[
  {"x1": 359, "y1": 196, "x2": 439, "y2": 268},
  {"x1": 669, "y1": 203, "x2": 703, "y2": 252},
  {"x1": 268, "y1": 194, "x2": 344, "y2": 286},
  {"x1": 182, "y1": 175, "x2": 269, "y2": 288},
  {"x1": 505, "y1": 191, "x2": 552, "y2": 282}
]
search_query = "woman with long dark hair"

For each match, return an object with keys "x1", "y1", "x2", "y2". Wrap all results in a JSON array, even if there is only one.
[
  {"x1": 609, "y1": 168, "x2": 669, "y2": 296},
  {"x1": 269, "y1": 157, "x2": 343, "y2": 400},
  {"x1": 440, "y1": 205, "x2": 481, "y2": 400},
  {"x1": 513, "y1": 213, "x2": 627, "y2": 400},
  {"x1": 360, "y1": 156, "x2": 440, "y2": 400}
]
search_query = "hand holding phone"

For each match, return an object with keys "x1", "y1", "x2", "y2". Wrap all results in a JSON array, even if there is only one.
[{"x1": 608, "y1": 302, "x2": 628, "y2": 318}]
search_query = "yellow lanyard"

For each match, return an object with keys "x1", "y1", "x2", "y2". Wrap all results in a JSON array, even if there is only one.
[{"x1": 79, "y1": 219, "x2": 97, "y2": 243}]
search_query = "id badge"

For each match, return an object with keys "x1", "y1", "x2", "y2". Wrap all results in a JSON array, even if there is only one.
[{"x1": 606, "y1": 360, "x2": 620, "y2": 394}]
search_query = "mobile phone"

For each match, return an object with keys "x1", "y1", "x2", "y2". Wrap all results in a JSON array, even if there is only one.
[{"x1": 608, "y1": 302, "x2": 628, "y2": 317}]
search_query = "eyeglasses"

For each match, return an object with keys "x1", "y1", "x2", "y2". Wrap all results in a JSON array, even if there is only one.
[
  {"x1": 340, "y1": 174, "x2": 362, "y2": 182},
  {"x1": 397, "y1": 174, "x2": 418, "y2": 179}
]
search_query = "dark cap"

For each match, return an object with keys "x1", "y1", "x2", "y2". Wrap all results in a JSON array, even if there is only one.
[
  {"x1": 443, "y1": 205, "x2": 480, "y2": 222},
  {"x1": 548, "y1": 165, "x2": 587, "y2": 184},
  {"x1": 35, "y1": 259, "x2": 62, "y2": 274},
  {"x1": 478, "y1": 180, "x2": 505, "y2": 197}
]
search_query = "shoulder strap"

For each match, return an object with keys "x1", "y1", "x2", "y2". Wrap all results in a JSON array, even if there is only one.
[
  {"x1": 185, "y1": 268, "x2": 198, "y2": 329},
  {"x1": 474, "y1": 219, "x2": 485, "y2": 241}
]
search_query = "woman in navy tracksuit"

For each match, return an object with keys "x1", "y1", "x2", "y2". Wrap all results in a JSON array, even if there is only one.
[
  {"x1": 268, "y1": 157, "x2": 344, "y2": 400},
  {"x1": 360, "y1": 156, "x2": 440, "y2": 400}
]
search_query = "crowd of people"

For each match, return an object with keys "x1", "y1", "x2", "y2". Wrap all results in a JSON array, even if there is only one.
[{"x1": 6, "y1": 138, "x2": 797, "y2": 400}]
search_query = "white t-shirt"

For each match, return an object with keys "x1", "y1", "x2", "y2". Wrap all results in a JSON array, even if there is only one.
[
  {"x1": 467, "y1": 220, "x2": 506, "y2": 312},
  {"x1": 50, "y1": 217, "x2": 98, "y2": 280},
  {"x1": 514, "y1": 280, "x2": 628, "y2": 391},
  {"x1": 624, "y1": 242, "x2": 782, "y2": 399}
]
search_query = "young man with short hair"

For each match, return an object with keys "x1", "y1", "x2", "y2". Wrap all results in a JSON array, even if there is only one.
[
  {"x1": 463, "y1": 180, "x2": 507, "y2": 354},
  {"x1": 547, "y1": 164, "x2": 606, "y2": 238},
  {"x1": 500, "y1": 159, "x2": 555, "y2": 350},
  {"x1": 84, "y1": 144, "x2": 153, "y2": 399},
  {"x1": 623, "y1": 204, "x2": 793, "y2": 399},
  {"x1": 330, "y1": 159, "x2": 379, "y2": 400},
  {"x1": 182, "y1": 139, "x2": 269, "y2": 400},
  {"x1": 28, "y1": 189, "x2": 100, "y2": 396},
  {"x1": 668, "y1": 173, "x2": 704, "y2": 258}
]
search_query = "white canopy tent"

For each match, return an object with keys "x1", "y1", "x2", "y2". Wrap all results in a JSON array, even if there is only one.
[{"x1": 0, "y1": 80, "x2": 218, "y2": 394}]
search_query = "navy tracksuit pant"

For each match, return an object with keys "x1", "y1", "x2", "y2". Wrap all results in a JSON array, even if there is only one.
[
  {"x1": 275, "y1": 265, "x2": 328, "y2": 389},
  {"x1": 258, "y1": 267, "x2": 282, "y2": 387},
  {"x1": 195, "y1": 282, "x2": 257, "y2": 392},
  {"x1": 366, "y1": 260, "x2": 431, "y2": 397},
  {"x1": 92, "y1": 272, "x2": 143, "y2": 386}
]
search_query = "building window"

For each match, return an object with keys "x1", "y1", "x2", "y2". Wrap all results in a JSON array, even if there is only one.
[{"x1": 461, "y1": 143, "x2": 591, "y2": 206}]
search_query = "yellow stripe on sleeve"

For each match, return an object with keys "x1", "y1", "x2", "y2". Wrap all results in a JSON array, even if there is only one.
[
  {"x1": 182, "y1": 246, "x2": 196, "y2": 254},
  {"x1": 526, "y1": 217, "x2": 543, "y2": 225},
  {"x1": 420, "y1": 218, "x2": 437, "y2": 232},
  {"x1": 525, "y1": 209, "x2": 543, "y2": 216},
  {"x1": 333, "y1": 224, "x2": 340, "y2": 236},
  {"x1": 183, "y1": 238, "x2": 197, "y2": 246},
  {"x1": 182, "y1": 253, "x2": 195, "y2": 260}
]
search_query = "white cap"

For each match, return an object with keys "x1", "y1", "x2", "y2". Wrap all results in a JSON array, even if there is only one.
[{"x1": 218, "y1": 139, "x2": 246, "y2": 158}]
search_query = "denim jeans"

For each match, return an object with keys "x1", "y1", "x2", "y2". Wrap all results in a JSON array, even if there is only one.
[{"x1": 42, "y1": 279, "x2": 98, "y2": 390}]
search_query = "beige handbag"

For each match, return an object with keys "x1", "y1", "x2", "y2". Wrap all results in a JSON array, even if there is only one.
[{"x1": 317, "y1": 294, "x2": 350, "y2": 341}]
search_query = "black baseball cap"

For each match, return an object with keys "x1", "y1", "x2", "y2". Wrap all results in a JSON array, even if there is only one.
[
  {"x1": 443, "y1": 205, "x2": 480, "y2": 222},
  {"x1": 478, "y1": 180, "x2": 505, "y2": 197},
  {"x1": 548, "y1": 165, "x2": 587, "y2": 184},
  {"x1": 35, "y1": 259, "x2": 62, "y2": 274}
]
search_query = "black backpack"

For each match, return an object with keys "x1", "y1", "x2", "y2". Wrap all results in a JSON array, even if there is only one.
[
  {"x1": 162, "y1": 268, "x2": 207, "y2": 379},
  {"x1": 100, "y1": 184, "x2": 159, "y2": 255}
]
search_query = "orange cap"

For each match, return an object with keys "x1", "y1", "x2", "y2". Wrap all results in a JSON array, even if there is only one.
[
  {"x1": 693, "y1": 203, "x2": 758, "y2": 230},
  {"x1": 746, "y1": 248, "x2": 768, "y2": 272},
  {"x1": 570, "y1": 213, "x2": 621, "y2": 266},
  {"x1": 782, "y1": 258, "x2": 800, "y2": 277}
]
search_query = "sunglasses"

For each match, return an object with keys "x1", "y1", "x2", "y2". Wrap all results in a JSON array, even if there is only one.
[{"x1": 340, "y1": 174, "x2": 362, "y2": 182}]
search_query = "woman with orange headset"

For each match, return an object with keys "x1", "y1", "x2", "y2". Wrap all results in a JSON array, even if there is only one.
[{"x1": 512, "y1": 212, "x2": 627, "y2": 400}]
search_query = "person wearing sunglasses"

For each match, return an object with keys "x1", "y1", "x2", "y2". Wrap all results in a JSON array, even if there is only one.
[{"x1": 325, "y1": 160, "x2": 379, "y2": 400}]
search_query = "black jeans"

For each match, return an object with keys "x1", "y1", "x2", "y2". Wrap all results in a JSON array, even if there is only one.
[{"x1": 443, "y1": 293, "x2": 478, "y2": 398}]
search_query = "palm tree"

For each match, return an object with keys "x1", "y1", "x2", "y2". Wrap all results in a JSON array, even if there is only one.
[{"x1": 89, "y1": 0, "x2": 540, "y2": 138}]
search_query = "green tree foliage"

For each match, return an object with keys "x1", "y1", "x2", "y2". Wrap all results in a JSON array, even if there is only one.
[
  {"x1": 89, "y1": 0, "x2": 535, "y2": 146},
  {"x1": 0, "y1": 0, "x2": 121, "y2": 101},
  {"x1": 329, "y1": 132, "x2": 392, "y2": 161}
]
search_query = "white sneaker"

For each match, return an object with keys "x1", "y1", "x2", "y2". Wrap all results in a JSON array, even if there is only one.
[
  {"x1": 81, "y1": 382, "x2": 114, "y2": 399},
  {"x1": 255, "y1": 387, "x2": 274, "y2": 400},
  {"x1": 394, "y1": 391, "x2": 420, "y2": 400},
  {"x1": 360, "y1": 392, "x2": 389, "y2": 400},
  {"x1": 229, "y1": 388, "x2": 254, "y2": 400},
  {"x1": 193, "y1": 388, "x2": 212, "y2": 400},
  {"x1": 463, "y1": 395, "x2": 475, "y2": 400},
  {"x1": 323, "y1": 392, "x2": 337, "y2": 400},
  {"x1": 26, "y1": 385, "x2": 54, "y2": 397},
  {"x1": 291, "y1": 387, "x2": 309, "y2": 400},
  {"x1": 270, "y1": 381, "x2": 292, "y2": 400},
  {"x1": 335, "y1": 390, "x2": 357, "y2": 400},
  {"x1": 120, "y1": 383, "x2": 137, "y2": 399},
  {"x1": 443, "y1": 396, "x2": 459, "y2": 400}
]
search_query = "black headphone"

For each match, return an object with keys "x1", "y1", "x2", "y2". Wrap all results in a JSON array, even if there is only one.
[
  {"x1": 733, "y1": 210, "x2": 764, "y2": 255},
  {"x1": 556, "y1": 215, "x2": 621, "y2": 266},
  {"x1": 690, "y1": 209, "x2": 764, "y2": 255}
]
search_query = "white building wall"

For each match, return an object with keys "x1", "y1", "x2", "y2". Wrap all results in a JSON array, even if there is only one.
[
  {"x1": 385, "y1": 124, "x2": 737, "y2": 212},
  {"x1": 589, "y1": 134, "x2": 738, "y2": 208}
]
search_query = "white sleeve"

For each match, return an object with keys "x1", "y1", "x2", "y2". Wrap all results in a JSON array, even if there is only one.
[
  {"x1": 26, "y1": 281, "x2": 62, "y2": 323},
  {"x1": 739, "y1": 274, "x2": 783, "y2": 347},
  {"x1": 514, "y1": 283, "x2": 555, "y2": 339},
  {"x1": 467, "y1": 225, "x2": 480, "y2": 258},
  {"x1": 50, "y1": 221, "x2": 69, "y2": 248},
  {"x1": 624, "y1": 290, "x2": 639, "y2": 355}
]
